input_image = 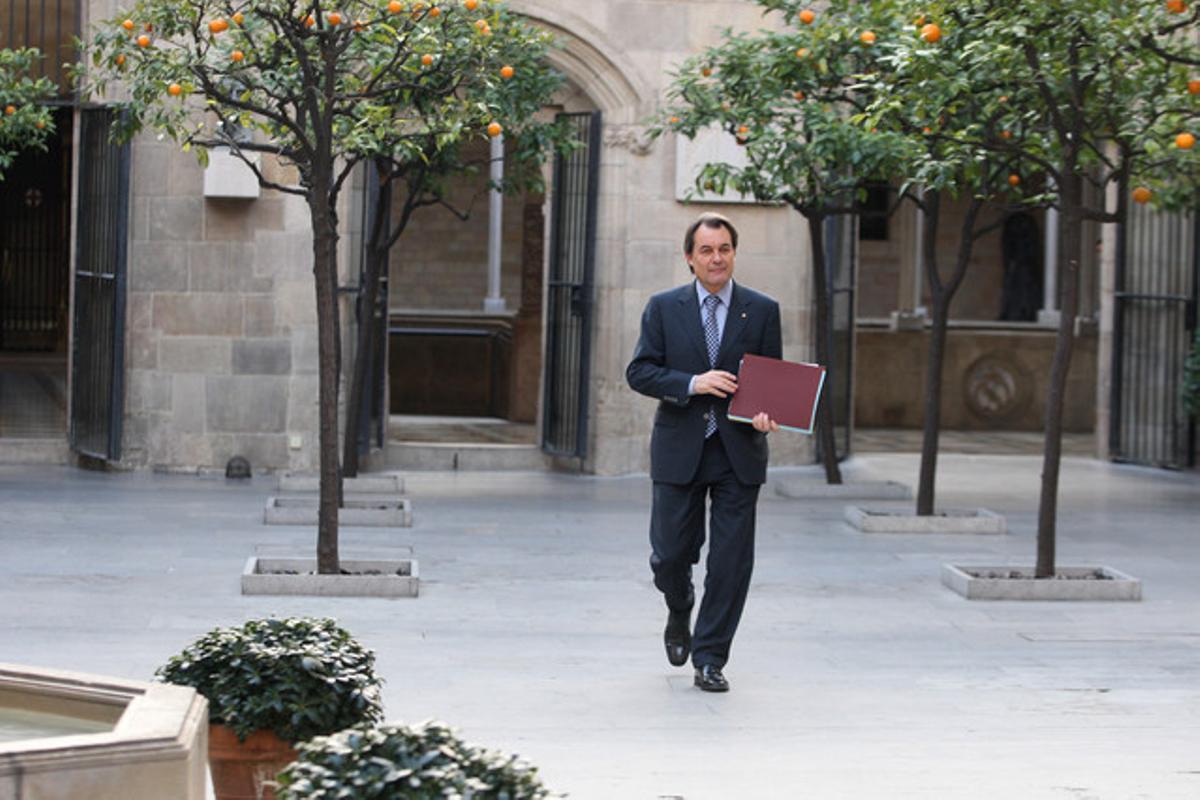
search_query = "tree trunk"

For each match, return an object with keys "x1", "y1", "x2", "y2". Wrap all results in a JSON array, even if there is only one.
[
  {"x1": 806, "y1": 212, "x2": 842, "y2": 484},
  {"x1": 916, "y1": 193, "x2": 983, "y2": 516},
  {"x1": 342, "y1": 160, "x2": 392, "y2": 479},
  {"x1": 1036, "y1": 170, "x2": 1083, "y2": 578},
  {"x1": 310, "y1": 163, "x2": 341, "y2": 575}
]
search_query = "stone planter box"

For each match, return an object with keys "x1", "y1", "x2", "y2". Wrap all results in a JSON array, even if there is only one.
[
  {"x1": 774, "y1": 480, "x2": 912, "y2": 501},
  {"x1": 277, "y1": 472, "x2": 404, "y2": 494},
  {"x1": 941, "y1": 564, "x2": 1142, "y2": 601},
  {"x1": 263, "y1": 496, "x2": 412, "y2": 527},
  {"x1": 844, "y1": 506, "x2": 1006, "y2": 534},
  {"x1": 241, "y1": 557, "x2": 419, "y2": 597}
]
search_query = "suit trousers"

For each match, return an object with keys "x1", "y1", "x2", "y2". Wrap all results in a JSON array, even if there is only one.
[{"x1": 650, "y1": 433, "x2": 759, "y2": 669}]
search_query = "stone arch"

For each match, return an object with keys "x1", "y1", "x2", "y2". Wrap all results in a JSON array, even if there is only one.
[{"x1": 508, "y1": 1, "x2": 653, "y2": 124}]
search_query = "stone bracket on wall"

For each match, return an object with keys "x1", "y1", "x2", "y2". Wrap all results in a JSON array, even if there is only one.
[{"x1": 602, "y1": 123, "x2": 654, "y2": 156}]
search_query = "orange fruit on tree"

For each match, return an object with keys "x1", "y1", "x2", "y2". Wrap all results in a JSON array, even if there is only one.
[
  {"x1": 136, "y1": 34, "x2": 151, "y2": 47},
  {"x1": 465, "y1": 0, "x2": 478, "y2": 8},
  {"x1": 35, "y1": 120, "x2": 45, "y2": 129},
  {"x1": 389, "y1": 0, "x2": 403, "y2": 12},
  {"x1": 920, "y1": 23, "x2": 940, "y2": 43},
  {"x1": 1001, "y1": 129, "x2": 1013, "y2": 139},
  {"x1": 1176, "y1": 132, "x2": 1196, "y2": 149},
  {"x1": 115, "y1": 53, "x2": 126, "y2": 66},
  {"x1": 922, "y1": 126, "x2": 932, "y2": 134},
  {"x1": 998, "y1": 94, "x2": 1009, "y2": 103},
  {"x1": 795, "y1": 47, "x2": 809, "y2": 58},
  {"x1": 914, "y1": 14, "x2": 926, "y2": 26},
  {"x1": 798, "y1": 8, "x2": 815, "y2": 24},
  {"x1": 1008, "y1": 173, "x2": 1021, "y2": 186},
  {"x1": 4, "y1": 105, "x2": 15, "y2": 115},
  {"x1": 122, "y1": 19, "x2": 135, "y2": 30},
  {"x1": 328, "y1": 12, "x2": 342, "y2": 24},
  {"x1": 1166, "y1": 0, "x2": 1186, "y2": 12},
  {"x1": 233, "y1": 11, "x2": 245, "y2": 25},
  {"x1": 500, "y1": 65, "x2": 514, "y2": 79},
  {"x1": 1132, "y1": 186, "x2": 1152, "y2": 204},
  {"x1": 701, "y1": 66, "x2": 713, "y2": 77},
  {"x1": 231, "y1": 50, "x2": 244, "y2": 61},
  {"x1": 429, "y1": 6, "x2": 440, "y2": 16},
  {"x1": 304, "y1": 14, "x2": 316, "y2": 26},
  {"x1": 793, "y1": 90, "x2": 805, "y2": 100},
  {"x1": 209, "y1": 18, "x2": 228, "y2": 33},
  {"x1": 168, "y1": 83, "x2": 182, "y2": 96},
  {"x1": 1189, "y1": 79, "x2": 1200, "y2": 95},
  {"x1": 737, "y1": 125, "x2": 750, "y2": 135},
  {"x1": 421, "y1": 53, "x2": 434, "y2": 65},
  {"x1": 669, "y1": 116, "x2": 680, "y2": 124},
  {"x1": 860, "y1": 30, "x2": 876, "y2": 45},
  {"x1": 487, "y1": 121, "x2": 503, "y2": 137}
]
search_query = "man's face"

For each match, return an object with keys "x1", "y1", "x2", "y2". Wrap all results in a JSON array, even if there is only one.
[{"x1": 687, "y1": 224, "x2": 736, "y2": 294}]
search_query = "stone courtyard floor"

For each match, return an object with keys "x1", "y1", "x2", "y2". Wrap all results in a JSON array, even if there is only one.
[{"x1": 1, "y1": 453, "x2": 1198, "y2": 798}]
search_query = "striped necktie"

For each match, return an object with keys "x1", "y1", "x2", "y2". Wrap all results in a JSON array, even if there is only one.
[{"x1": 703, "y1": 294, "x2": 721, "y2": 438}]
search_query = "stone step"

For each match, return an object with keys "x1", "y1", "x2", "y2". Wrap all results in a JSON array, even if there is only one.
[
  {"x1": 380, "y1": 441, "x2": 549, "y2": 471},
  {"x1": 277, "y1": 472, "x2": 405, "y2": 494},
  {"x1": 0, "y1": 438, "x2": 70, "y2": 464}
]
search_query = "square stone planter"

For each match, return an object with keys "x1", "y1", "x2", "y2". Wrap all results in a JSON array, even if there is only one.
[
  {"x1": 844, "y1": 506, "x2": 1006, "y2": 534},
  {"x1": 277, "y1": 472, "x2": 404, "y2": 494},
  {"x1": 774, "y1": 479, "x2": 912, "y2": 501},
  {"x1": 241, "y1": 556, "x2": 419, "y2": 597},
  {"x1": 941, "y1": 564, "x2": 1142, "y2": 601},
  {"x1": 263, "y1": 496, "x2": 412, "y2": 527}
]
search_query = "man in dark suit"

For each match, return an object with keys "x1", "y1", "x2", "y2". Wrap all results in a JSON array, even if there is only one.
[{"x1": 626, "y1": 212, "x2": 782, "y2": 693}]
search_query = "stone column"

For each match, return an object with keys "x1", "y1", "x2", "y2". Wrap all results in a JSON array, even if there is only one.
[
  {"x1": 483, "y1": 134, "x2": 507, "y2": 313},
  {"x1": 1039, "y1": 200, "x2": 1061, "y2": 326}
]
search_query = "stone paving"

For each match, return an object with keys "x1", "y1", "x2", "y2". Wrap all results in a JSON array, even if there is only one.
[{"x1": 1, "y1": 453, "x2": 1199, "y2": 798}]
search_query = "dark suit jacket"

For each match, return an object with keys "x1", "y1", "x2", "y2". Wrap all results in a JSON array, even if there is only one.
[{"x1": 626, "y1": 281, "x2": 783, "y2": 486}]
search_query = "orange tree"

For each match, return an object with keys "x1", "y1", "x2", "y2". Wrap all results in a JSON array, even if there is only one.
[
  {"x1": 0, "y1": 42, "x2": 55, "y2": 178},
  {"x1": 864, "y1": 0, "x2": 1200, "y2": 575},
  {"x1": 653, "y1": 0, "x2": 910, "y2": 484},
  {"x1": 81, "y1": 0, "x2": 561, "y2": 573}
]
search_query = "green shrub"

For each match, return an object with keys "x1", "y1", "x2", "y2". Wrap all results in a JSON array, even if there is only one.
[
  {"x1": 156, "y1": 617, "x2": 384, "y2": 744},
  {"x1": 1184, "y1": 327, "x2": 1200, "y2": 418},
  {"x1": 277, "y1": 721, "x2": 552, "y2": 799}
]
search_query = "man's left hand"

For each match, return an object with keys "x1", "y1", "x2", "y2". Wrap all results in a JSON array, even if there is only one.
[{"x1": 751, "y1": 412, "x2": 779, "y2": 433}]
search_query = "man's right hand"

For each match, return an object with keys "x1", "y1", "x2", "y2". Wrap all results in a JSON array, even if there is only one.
[{"x1": 692, "y1": 370, "x2": 738, "y2": 398}]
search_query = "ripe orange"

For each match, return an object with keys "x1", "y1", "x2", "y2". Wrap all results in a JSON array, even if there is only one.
[
  {"x1": 920, "y1": 23, "x2": 940, "y2": 43},
  {"x1": 233, "y1": 11, "x2": 245, "y2": 24},
  {"x1": 1177, "y1": 132, "x2": 1196, "y2": 149},
  {"x1": 922, "y1": 126, "x2": 932, "y2": 134},
  {"x1": 421, "y1": 53, "x2": 434, "y2": 65},
  {"x1": 304, "y1": 14, "x2": 316, "y2": 26},
  {"x1": 122, "y1": 19, "x2": 135, "y2": 30},
  {"x1": 231, "y1": 50, "x2": 244, "y2": 61},
  {"x1": 209, "y1": 18, "x2": 228, "y2": 33},
  {"x1": 1007, "y1": 173, "x2": 1021, "y2": 186},
  {"x1": 860, "y1": 31, "x2": 876, "y2": 45},
  {"x1": 1189, "y1": 79, "x2": 1200, "y2": 95},
  {"x1": 737, "y1": 125, "x2": 750, "y2": 135},
  {"x1": 998, "y1": 95, "x2": 1009, "y2": 103},
  {"x1": 35, "y1": 120, "x2": 45, "y2": 129},
  {"x1": 328, "y1": 12, "x2": 342, "y2": 24},
  {"x1": 465, "y1": 0, "x2": 478, "y2": 8},
  {"x1": 669, "y1": 116, "x2": 680, "y2": 124},
  {"x1": 793, "y1": 90, "x2": 805, "y2": 100},
  {"x1": 500, "y1": 65, "x2": 514, "y2": 79},
  {"x1": 115, "y1": 53, "x2": 126, "y2": 66},
  {"x1": 798, "y1": 8, "x2": 815, "y2": 24},
  {"x1": 4, "y1": 105, "x2": 15, "y2": 115},
  {"x1": 428, "y1": 6, "x2": 440, "y2": 16},
  {"x1": 388, "y1": 0, "x2": 403, "y2": 12},
  {"x1": 795, "y1": 47, "x2": 809, "y2": 58},
  {"x1": 914, "y1": 14, "x2": 926, "y2": 26},
  {"x1": 137, "y1": 34, "x2": 151, "y2": 47},
  {"x1": 1132, "y1": 186, "x2": 1152, "y2": 204},
  {"x1": 487, "y1": 121, "x2": 502, "y2": 137},
  {"x1": 701, "y1": 66, "x2": 713, "y2": 77},
  {"x1": 1001, "y1": 130, "x2": 1013, "y2": 139},
  {"x1": 1166, "y1": 0, "x2": 1186, "y2": 12},
  {"x1": 168, "y1": 83, "x2": 182, "y2": 96}
]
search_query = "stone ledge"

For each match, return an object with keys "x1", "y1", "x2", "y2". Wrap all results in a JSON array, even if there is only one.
[
  {"x1": 773, "y1": 479, "x2": 912, "y2": 501},
  {"x1": 241, "y1": 556, "x2": 419, "y2": 597},
  {"x1": 277, "y1": 472, "x2": 404, "y2": 494},
  {"x1": 941, "y1": 564, "x2": 1142, "y2": 601},
  {"x1": 263, "y1": 496, "x2": 412, "y2": 527},
  {"x1": 844, "y1": 506, "x2": 1007, "y2": 534}
]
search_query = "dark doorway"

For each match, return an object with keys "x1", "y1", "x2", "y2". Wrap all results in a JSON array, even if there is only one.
[
  {"x1": 999, "y1": 212, "x2": 1043, "y2": 322},
  {"x1": 0, "y1": 107, "x2": 72, "y2": 440}
]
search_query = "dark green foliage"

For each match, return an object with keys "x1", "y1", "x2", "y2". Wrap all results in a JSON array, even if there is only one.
[
  {"x1": 157, "y1": 617, "x2": 384, "y2": 744},
  {"x1": 277, "y1": 721, "x2": 551, "y2": 800},
  {"x1": 1184, "y1": 327, "x2": 1200, "y2": 418}
]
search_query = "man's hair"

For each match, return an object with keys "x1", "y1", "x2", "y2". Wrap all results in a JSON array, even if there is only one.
[{"x1": 683, "y1": 212, "x2": 739, "y2": 256}]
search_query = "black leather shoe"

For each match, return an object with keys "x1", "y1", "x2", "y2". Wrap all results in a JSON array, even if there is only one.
[
  {"x1": 693, "y1": 664, "x2": 729, "y2": 693},
  {"x1": 663, "y1": 607, "x2": 691, "y2": 667}
]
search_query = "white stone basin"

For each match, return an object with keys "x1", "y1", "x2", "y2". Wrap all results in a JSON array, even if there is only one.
[{"x1": 0, "y1": 706, "x2": 112, "y2": 743}]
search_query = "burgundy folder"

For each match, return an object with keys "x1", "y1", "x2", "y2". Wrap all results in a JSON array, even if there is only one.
[{"x1": 726, "y1": 353, "x2": 826, "y2": 434}]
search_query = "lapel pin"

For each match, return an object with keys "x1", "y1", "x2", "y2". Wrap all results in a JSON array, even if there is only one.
[{"x1": 741, "y1": 312, "x2": 747, "y2": 318}]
